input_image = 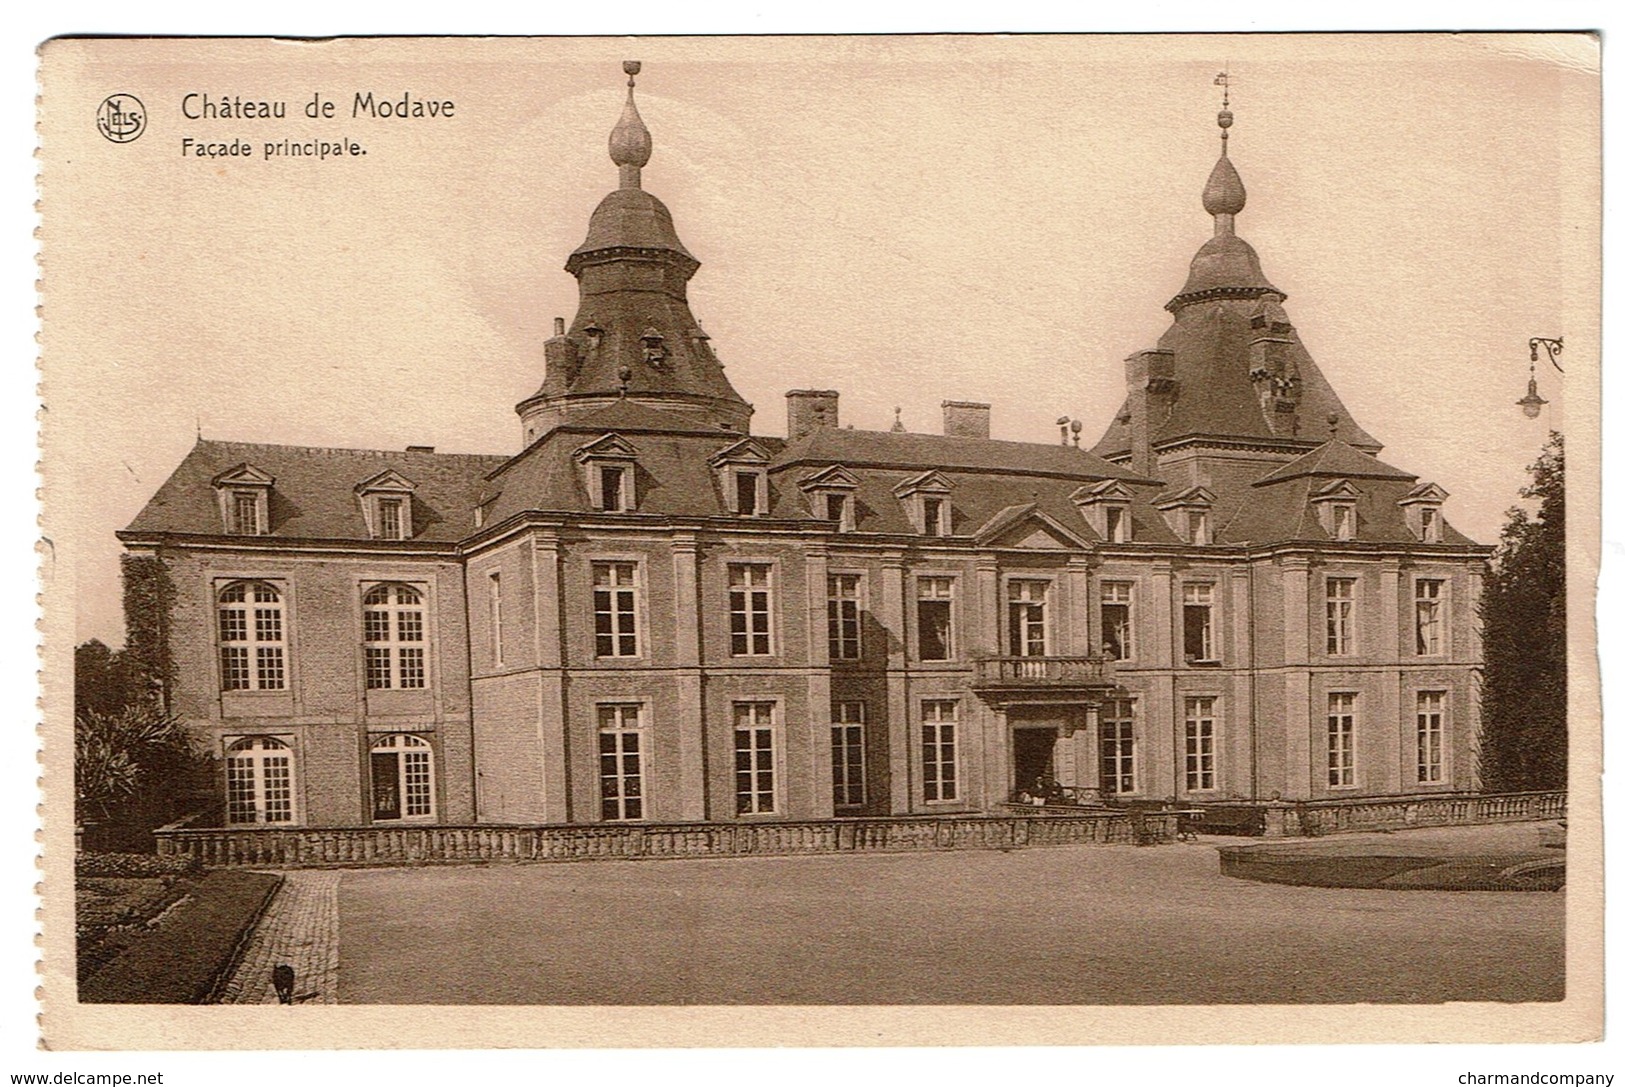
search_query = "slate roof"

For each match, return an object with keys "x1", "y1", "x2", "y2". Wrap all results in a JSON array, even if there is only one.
[{"x1": 122, "y1": 440, "x2": 506, "y2": 543}]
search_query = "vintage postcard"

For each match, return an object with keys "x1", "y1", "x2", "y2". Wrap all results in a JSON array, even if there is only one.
[{"x1": 36, "y1": 34, "x2": 1601, "y2": 1050}]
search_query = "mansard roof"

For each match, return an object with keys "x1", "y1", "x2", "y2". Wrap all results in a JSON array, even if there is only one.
[{"x1": 122, "y1": 440, "x2": 505, "y2": 543}]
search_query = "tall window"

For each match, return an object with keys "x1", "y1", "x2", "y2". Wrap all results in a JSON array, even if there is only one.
[
  {"x1": 1182, "y1": 583, "x2": 1215, "y2": 663},
  {"x1": 1101, "y1": 581, "x2": 1134, "y2": 661},
  {"x1": 916, "y1": 576, "x2": 956, "y2": 661},
  {"x1": 593, "y1": 562, "x2": 640, "y2": 658},
  {"x1": 827, "y1": 573, "x2": 862, "y2": 661},
  {"x1": 1100, "y1": 698, "x2": 1137, "y2": 796},
  {"x1": 1416, "y1": 691, "x2": 1445, "y2": 783},
  {"x1": 377, "y1": 497, "x2": 405, "y2": 540},
  {"x1": 729, "y1": 564, "x2": 773, "y2": 656},
  {"x1": 598, "y1": 704, "x2": 645, "y2": 821},
  {"x1": 1007, "y1": 580, "x2": 1048, "y2": 657},
  {"x1": 1325, "y1": 577, "x2": 1356, "y2": 656},
  {"x1": 225, "y1": 736, "x2": 295, "y2": 824},
  {"x1": 734, "y1": 702, "x2": 777, "y2": 814},
  {"x1": 831, "y1": 700, "x2": 866, "y2": 809},
  {"x1": 1327, "y1": 692, "x2": 1356, "y2": 787},
  {"x1": 921, "y1": 699, "x2": 959, "y2": 802},
  {"x1": 1420, "y1": 506, "x2": 1440, "y2": 543},
  {"x1": 363, "y1": 583, "x2": 426, "y2": 690},
  {"x1": 370, "y1": 733, "x2": 434, "y2": 820},
  {"x1": 1414, "y1": 578, "x2": 1444, "y2": 655},
  {"x1": 488, "y1": 572, "x2": 503, "y2": 666},
  {"x1": 218, "y1": 580, "x2": 286, "y2": 691},
  {"x1": 231, "y1": 490, "x2": 261, "y2": 535},
  {"x1": 1183, "y1": 696, "x2": 1216, "y2": 791}
]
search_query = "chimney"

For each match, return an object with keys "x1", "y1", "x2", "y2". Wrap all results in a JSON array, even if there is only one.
[
  {"x1": 786, "y1": 390, "x2": 839, "y2": 441},
  {"x1": 1124, "y1": 350, "x2": 1176, "y2": 477},
  {"x1": 942, "y1": 400, "x2": 991, "y2": 439}
]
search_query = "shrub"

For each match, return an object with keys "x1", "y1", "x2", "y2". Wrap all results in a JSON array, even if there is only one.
[{"x1": 76, "y1": 852, "x2": 199, "y2": 879}]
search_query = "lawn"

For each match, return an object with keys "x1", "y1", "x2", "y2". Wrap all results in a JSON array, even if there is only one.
[{"x1": 335, "y1": 825, "x2": 1564, "y2": 1005}]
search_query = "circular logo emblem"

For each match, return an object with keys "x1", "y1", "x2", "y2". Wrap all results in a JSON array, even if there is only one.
[{"x1": 97, "y1": 94, "x2": 146, "y2": 143}]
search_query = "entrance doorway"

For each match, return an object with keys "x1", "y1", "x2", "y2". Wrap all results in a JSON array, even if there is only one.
[{"x1": 1012, "y1": 727, "x2": 1059, "y2": 796}]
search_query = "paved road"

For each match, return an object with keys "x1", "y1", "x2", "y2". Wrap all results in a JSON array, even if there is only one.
[{"x1": 334, "y1": 825, "x2": 1564, "y2": 1005}]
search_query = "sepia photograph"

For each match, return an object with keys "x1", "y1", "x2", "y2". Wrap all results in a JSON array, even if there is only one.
[{"x1": 35, "y1": 31, "x2": 1600, "y2": 1051}]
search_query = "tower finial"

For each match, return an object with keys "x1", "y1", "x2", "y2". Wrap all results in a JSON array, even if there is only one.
[
  {"x1": 1202, "y1": 69, "x2": 1245, "y2": 232},
  {"x1": 609, "y1": 60, "x2": 652, "y2": 189}
]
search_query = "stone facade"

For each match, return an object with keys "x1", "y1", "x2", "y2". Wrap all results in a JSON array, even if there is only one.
[{"x1": 121, "y1": 65, "x2": 1490, "y2": 831}]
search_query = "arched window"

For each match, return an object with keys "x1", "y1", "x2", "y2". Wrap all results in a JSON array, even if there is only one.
[
  {"x1": 370, "y1": 733, "x2": 435, "y2": 820},
  {"x1": 225, "y1": 736, "x2": 296, "y2": 824},
  {"x1": 362, "y1": 583, "x2": 426, "y2": 690},
  {"x1": 218, "y1": 580, "x2": 286, "y2": 691}
]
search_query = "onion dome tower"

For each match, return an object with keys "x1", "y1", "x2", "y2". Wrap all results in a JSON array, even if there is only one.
[
  {"x1": 516, "y1": 62, "x2": 754, "y2": 445},
  {"x1": 1092, "y1": 75, "x2": 1376, "y2": 479}
]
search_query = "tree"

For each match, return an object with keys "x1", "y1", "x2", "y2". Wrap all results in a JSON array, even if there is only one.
[
  {"x1": 74, "y1": 703, "x2": 206, "y2": 830},
  {"x1": 74, "y1": 639, "x2": 141, "y2": 720},
  {"x1": 1479, "y1": 432, "x2": 1565, "y2": 792}
]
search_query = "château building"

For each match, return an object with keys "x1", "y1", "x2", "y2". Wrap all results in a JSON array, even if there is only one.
[{"x1": 119, "y1": 64, "x2": 1490, "y2": 830}]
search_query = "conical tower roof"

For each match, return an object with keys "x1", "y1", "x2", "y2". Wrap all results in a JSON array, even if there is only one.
[
  {"x1": 1093, "y1": 88, "x2": 1378, "y2": 463},
  {"x1": 518, "y1": 62, "x2": 752, "y2": 441}
]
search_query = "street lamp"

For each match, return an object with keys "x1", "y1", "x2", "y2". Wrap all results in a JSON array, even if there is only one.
[{"x1": 1518, "y1": 336, "x2": 1564, "y2": 419}]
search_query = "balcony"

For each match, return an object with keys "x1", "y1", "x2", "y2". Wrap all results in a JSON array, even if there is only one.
[{"x1": 970, "y1": 655, "x2": 1115, "y2": 704}]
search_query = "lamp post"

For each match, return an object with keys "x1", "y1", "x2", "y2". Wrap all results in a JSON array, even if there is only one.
[{"x1": 1517, "y1": 336, "x2": 1564, "y2": 418}]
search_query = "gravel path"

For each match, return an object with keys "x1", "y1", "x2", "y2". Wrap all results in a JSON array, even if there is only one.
[{"x1": 215, "y1": 870, "x2": 341, "y2": 1004}]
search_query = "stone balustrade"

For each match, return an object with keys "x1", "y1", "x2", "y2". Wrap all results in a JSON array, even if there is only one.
[{"x1": 154, "y1": 810, "x2": 1165, "y2": 868}]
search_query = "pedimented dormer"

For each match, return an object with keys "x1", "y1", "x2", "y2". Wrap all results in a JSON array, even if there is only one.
[
  {"x1": 709, "y1": 437, "x2": 774, "y2": 516},
  {"x1": 355, "y1": 469, "x2": 417, "y2": 540},
  {"x1": 1073, "y1": 479, "x2": 1135, "y2": 543},
  {"x1": 975, "y1": 503, "x2": 1092, "y2": 551},
  {"x1": 1400, "y1": 482, "x2": 1450, "y2": 543},
  {"x1": 574, "y1": 433, "x2": 639, "y2": 512},
  {"x1": 894, "y1": 470, "x2": 954, "y2": 537},
  {"x1": 1311, "y1": 478, "x2": 1361, "y2": 541},
  {"x1": 211, "y1": 463, "x2": 274, "y2": 536},
  {"x1": 1155, "y1": 484, "x2": 1216, "y2": 545},
  {"x1": 799, "y1": 464, "x2": 860, "y2": 531}
]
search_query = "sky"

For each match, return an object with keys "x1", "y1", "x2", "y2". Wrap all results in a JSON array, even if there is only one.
[{"x1": 41, "y1": 34, "x2": 1597, "y2": 647}]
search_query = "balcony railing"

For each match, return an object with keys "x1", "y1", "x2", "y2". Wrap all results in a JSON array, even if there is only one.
[{"x1": 971, "y1": 655, "x2": 1113, "y2": 688}]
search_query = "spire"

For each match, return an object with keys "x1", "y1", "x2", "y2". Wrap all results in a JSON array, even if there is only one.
[
  {"x1": 609, "y1": 60, "x2": 652, "y2": 189},
  {"x1": 1202, "y1": 71, "x2": 1246, "y2": 233}
]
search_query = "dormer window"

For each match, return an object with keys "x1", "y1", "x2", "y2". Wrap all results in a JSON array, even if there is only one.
[
  {"x1": 894, "y1": 471, "x2": 953, "y2": 537},
  {"x1": 1331, "y1": 504, "x2": 1354, "y2": 540},
  {"x1": 799, "y1": 465, "x2": 860, "y2": 533},
  {"x1": 211, "y1": 463, "x2": 274, "y2": 536},
  {"x1": 574, "y1": 433, "x2": 640, "y2": 513},
  {"x1": 601, "y1": 465, "x2": 627, "y2": 511},
  {"x1": 1155, "y1": 485, "x2": 1216, "y2": 546},
  {"x1": 231, "y1": 490, "x2": 261, "y2": 535},
  {"x1": 1074, "y1": 480, "x2": 1135, "y2": 544},
  {"x1": 1400, "y1": 483, "x2": 1450, "y2": 544},
  {"x1": 355, "y1": 469, "x2": 418, "y2": 540},
  {"x1": 736, "y1": 471, "x2": 763, "y2": 515},
  {"x1": 709, "y1": 438, "x2": 773, "y2": 517},
  {"x1": 1311, "y1": 479, "x2": 1362, "y2": 542},
  {"x1": 923, "y1": 497, "x2": 947, "y2": 536}
]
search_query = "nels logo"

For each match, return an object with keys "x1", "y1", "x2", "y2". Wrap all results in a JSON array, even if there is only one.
[{"x1": 97, "y1": 94, "x2": 146, "y2": 143}]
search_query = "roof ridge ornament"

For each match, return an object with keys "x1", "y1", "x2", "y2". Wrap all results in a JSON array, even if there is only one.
[{"x1": 609, "y1": 60, "x2": 652, "y2": 189}]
